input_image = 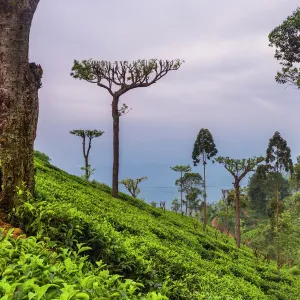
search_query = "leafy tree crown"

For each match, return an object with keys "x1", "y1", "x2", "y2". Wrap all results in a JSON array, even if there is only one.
[
  {"x1": 266, "y1": 131, "x2": 293, "y2": 173},
  {"x1": 269, "y1": 7, "x2": 300, "y2": 87},
  {"x1": 192, "y1": 128, "x2": 218, "y2": 166}
]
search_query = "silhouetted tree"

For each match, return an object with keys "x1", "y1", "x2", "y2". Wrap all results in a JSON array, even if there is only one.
[
  {"x1": 70, "y1": 129, "x2": 104, "y2": 180},
  {"x1": 269, "y1": 7, "x2": 300, "y2": 88},
  {"x1": 0, "y1": 0, "x2": 42, "y2": 212},
  {"x1": 192, "y1": 128, "x2": 218, "y2": 226},
  {"x1": 171, "y1": 165, "x2": 191, "y2": 215},
  {"x1": 171, "y1": 198, "x2": 180, "y2": 213},
  {"x1": 177, "y1": 172, "x2": 203, "y2": 215},
  {"x1": 266, "y1": 131, "x2": 293, "y2": 271},
  {"x1": 71, "y1": 59, "x2": 184, "y2": 198},
  {"x1": 120, "y1": 176, "x2": 148, "y2": 198},
  {"x1": 215, "y1": 156, "x2": 264, "y2": 248},
  {"x1": 150, "y1": 201, "x2": 157, "y2": 208}
]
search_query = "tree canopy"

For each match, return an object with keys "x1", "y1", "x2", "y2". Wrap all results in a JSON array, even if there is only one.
[{"x1": 269, "y1": 7, "x2": 300, "y2": 88}]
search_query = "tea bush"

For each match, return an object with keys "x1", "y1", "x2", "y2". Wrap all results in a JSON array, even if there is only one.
[{"x1": 3, "y1": 156, "x2": 300, "y2": 299}]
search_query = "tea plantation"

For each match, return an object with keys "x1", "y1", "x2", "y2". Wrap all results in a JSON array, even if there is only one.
[{"x1": 1, "y1": 156, "x2": 300, "y2": 299}]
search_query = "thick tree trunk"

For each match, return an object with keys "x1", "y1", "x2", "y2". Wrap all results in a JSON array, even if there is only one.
[
  {"x1": 234, "y1": 181, "x2": 241, "y2": 248},
  {"x1": 203, "y1": 161, "x2": 207, "y2": 226},
  {"x1": 111, "y1": 96, "x2": 119, "y2": 198},
  {"x1": 0, "y1": 1, "x2": 41, "y2": 212}
]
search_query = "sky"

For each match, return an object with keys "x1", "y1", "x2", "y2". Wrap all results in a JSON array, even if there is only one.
[{"x1": 31, "y1": 0, "x2": 300, "y2": 208}]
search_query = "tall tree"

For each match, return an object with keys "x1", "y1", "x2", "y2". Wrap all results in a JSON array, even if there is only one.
[
  {"x1": 185, "y1": 187, "x2": 202, "y2": 216},
  {"x1": 171, "y1": 165, "x2": 191, "y2": 215},
  {"x1": 215, "y1": 156, "x2": 264, "y2": 248},
  {"x1": 248, "y1": 165, "x2": 290, "y2": 214},
  {"x1": 0, "y1": 0, "x2": 42, "y2": 212},
  {"x1": 177, "y1": 172, "x2": 203, "y2": 215},
  {"x1": 71, "y1": 59, "x2": 184, "y2": 198},
  {"x1": 120, "y1": 176, "x2": 147, "y2": 198},
  {"x1": 289, "y1": 156, "x2": 300, "y2": 192},
  {"x1": 266, "y1": 131, "x2": 293, "y2": 271},
  {"x1": 70, "y1": 130, "x2": 104, "y2": 180},
  {"x1": 269, "y1": 7, "x2": 300, "y2": 88},
  {"x1": 192, "y1": 128, "x2": 218, "y2": 226}
]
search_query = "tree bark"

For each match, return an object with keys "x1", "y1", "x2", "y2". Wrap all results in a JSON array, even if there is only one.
[
  {"x1": 234, "y1": 180, "x2": 241, "y2": 248},
  {"x1": 82, "y1": 136, "x2": 89, "y2": 179},
  {"x1": 111, "y1": 96, "x2": 119, "y2": 198},
  {"x1": 0, "y1": 0, "x2": 41, "y2": 212}
]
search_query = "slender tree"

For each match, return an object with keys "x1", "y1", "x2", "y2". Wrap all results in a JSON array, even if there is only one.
[
  {"x1": 71, "y1": 59, "x2": 184, "y2": 198},
  {"x1": 150, "y1": 201, "x2": 157, "y2": 208},
  {"x1": 269, "y1": 7, "x2": 300, "y2": 88},
  {"x1": 186, "y1": 187, "x2": 202, "y2": 216},
  {"x1": 171, "y1": 198, "x2": 180, "y2": 213},
  {"x1": 192, "y1": 128, "x2": 218, "y2": 226},
  {"x1": 0, "y1": 0, "x2": 42, "y2": 212},
  {"x1": 215, "y1": 156, "x2": 264, "y2": 248},
  {"x1": 290, "y1": 156, "x2": 300, "y2": 191},
  {"x1": 177, "y1": 172, "x2": 203, "y2": 215},
  {"x1": 171, "y1": 165, "x2": 192, "y2": 215},
  {"x1": 70, "y1": 130, "x2": 104, "y2": 180},
  {"x1": 266, "y1": 131, "x2": 293, "y2": 271},
  {"x1": 120, "y1": 176, "x2": 148, "y2": 198}
]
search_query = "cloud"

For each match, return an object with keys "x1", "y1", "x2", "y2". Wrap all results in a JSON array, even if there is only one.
[{"x1": 32, "y1": 0, "x2": 300, "y2": 204}]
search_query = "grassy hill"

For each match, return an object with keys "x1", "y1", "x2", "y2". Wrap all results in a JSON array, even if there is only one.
[{"x1": 1, "y1": 155, "x2": 300, "y2": 299}]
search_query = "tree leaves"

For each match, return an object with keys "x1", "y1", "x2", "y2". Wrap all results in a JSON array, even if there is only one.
[
  {"x1": 192, "y1": 128, "x2": 218, "y2": 166},
  {"x1": 269, "y1": 7, "x2": 300, "y2": 88}
]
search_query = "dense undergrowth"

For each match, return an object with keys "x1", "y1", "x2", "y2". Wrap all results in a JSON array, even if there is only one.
[{"x1": 1, "y1": 156, "x2": 300, "y2": 299}]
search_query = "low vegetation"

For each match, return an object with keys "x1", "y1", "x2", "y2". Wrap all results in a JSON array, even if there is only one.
[{"x1": 1, "y1": 155, "x2": 299, "y2": 299}]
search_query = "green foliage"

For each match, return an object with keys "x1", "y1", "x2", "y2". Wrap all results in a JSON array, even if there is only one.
[
  {"x1": 69, "y1": 130, "x2": 104, "y2": 139},
  {"x1": 176, "y1": 172, "x2": 203, "y2": 194},
  {"x1": 215, "y1": 157, "x2": 265, "y2": 181},
  {"x1": 290, "y1": 156, "x2": 300, "y2": 191},
  {"x1": 120, "y1": 176, "x2": 148, "y2": 198},
  {"x1": 192, "y1": 128, "x2": 218, "y2": 166},
  {"x1": 70, "y1": 59, "x2": 184, "y2": 95},
  {"x1": 34, "y1": 151, "x2": 51, "y2": 164},
  {"x1": 4, "y1": 157, "x2": 300, "y2": 299},
  {"x1": 269, "y1": 7, "x2": 300, "y2": 88},
  {"x1": 266, "y1": 131, "x2": 293, "y2": 174},
  {"x1": 248, "y1": 170, "x2": 290, "y2": 214}
]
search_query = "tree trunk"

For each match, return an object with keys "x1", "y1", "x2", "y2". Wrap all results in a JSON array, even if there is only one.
[
  {"x1": 234, "y1": 180, "x2": 241, "y2": 248},
  {"x1": 180, "y1": 171, "x2": 183, "y2": 215},
  {"x1": 111, "y1": 96, "x2": 119, "y2": 198},
  {"x1": 203, "y1": 161, "x2": 207, "y2": 226},
  {"x1": 82, "y1": 136, "x2": 89, "y2": 179},
  {"x1": 0, "y1": 1, "x2": 41, "y2": 212},
  {"x1": 276, "y1": 173, "x2": 281, "y2": 272}
]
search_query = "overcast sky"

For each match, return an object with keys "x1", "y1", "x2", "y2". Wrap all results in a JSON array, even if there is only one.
[{"x1": 31, "y1": 0, "x2": 300, "y2": 207}]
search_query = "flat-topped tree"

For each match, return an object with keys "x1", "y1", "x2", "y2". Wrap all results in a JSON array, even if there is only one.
[
  {"x1": 70, "y1": 130, "x2": 104, "y2": 180},
  {"x1": 120, "y1": 176, "x2": 148, "y2": 198},
  {"x1": 192, "y1": 128, "x2": 218, "y2": 226},
  {"x1": 170, "y1": 165, "x2": 191, "y2": 215},
  {"x1": 71, "y1": 59, "x2": 184, "y2": 198},
  {"x1": 215, "y1": 156, "x2": 264, "y2": 248}
]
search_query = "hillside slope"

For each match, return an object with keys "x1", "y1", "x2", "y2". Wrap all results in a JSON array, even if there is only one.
[{"x1": 2, "y1": 156, "x2": 300, "y2": 299}]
